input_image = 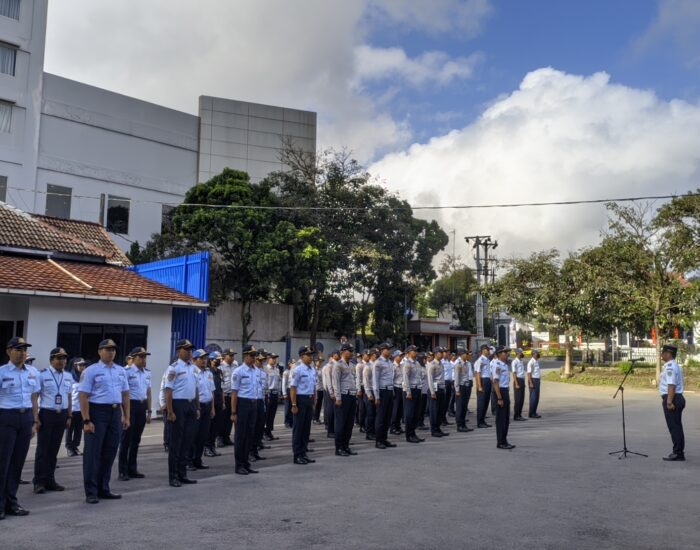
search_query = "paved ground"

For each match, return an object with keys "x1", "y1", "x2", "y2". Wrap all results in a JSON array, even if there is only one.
[{"x1": 2, "y1": 380, "x2": 698, "y2": 549}]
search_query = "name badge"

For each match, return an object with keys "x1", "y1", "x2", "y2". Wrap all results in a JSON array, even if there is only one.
[{"x1": 55, "y1": 394, "x2": 63, "y2": 406}]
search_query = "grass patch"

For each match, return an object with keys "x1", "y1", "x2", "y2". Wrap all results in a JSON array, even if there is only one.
[{"x1": 544, "y1": 365, "x2": 700, "y2": 390}]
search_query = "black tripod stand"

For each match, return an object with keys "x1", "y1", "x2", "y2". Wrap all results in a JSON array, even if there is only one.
[{"x1": 609, "y1": 359, "x2": 647, "y2": 459}]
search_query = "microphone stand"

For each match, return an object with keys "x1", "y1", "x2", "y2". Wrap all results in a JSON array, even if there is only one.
[{"x1": 609, "y1": 359, "x2": 647, "y2": 459}]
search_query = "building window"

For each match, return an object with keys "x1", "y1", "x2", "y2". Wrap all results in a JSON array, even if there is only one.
[
  {"x1": 106, "y1": 195, "x2": 130, "y2": 234},
  {"x1": 0, "y1": 0, "x2": 20, "y2": 20},
  {"x1": 57, "y1": 322, "x2": 148, "y2": 367},
  {"x1": 45, "y1": 184, "x2": 72, "y2": 219},
  {"x1": 0, "y1": 101, "x2": 11, "y2": 132},
  {"x1": 0, "y1": 175, "x2": 6, "y2": 202},
  {"x1": 0, "y1": 43, "x2": 16, "y2": 76}
]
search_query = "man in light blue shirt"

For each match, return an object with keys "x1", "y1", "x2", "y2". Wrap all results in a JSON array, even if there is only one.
[
  {"x1": 78, "y1": 339, "x2": 130, "y2": 503},
  {"x1": 190, "y1": 349, "x2": 215, "y2": 471},
  {"x1": 290, "y1": 346, "x2": 317, "y2": 465},
  {"x1": 492, "y1": 346, "x2": 515, "y2": 450},
  {"x1": 659, "y1": 344, "x2": 685, "y2": 461},
  {"x1": 231, "y1": 345, "x2": 260, "y2": 475},
  {"x1": 0, "y1": 337, "x2": 39, "y2": 519}
]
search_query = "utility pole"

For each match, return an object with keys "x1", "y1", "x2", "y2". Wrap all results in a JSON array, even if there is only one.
[{"x1": 465, "y1": 236, "x2": 498, "y2": 338}]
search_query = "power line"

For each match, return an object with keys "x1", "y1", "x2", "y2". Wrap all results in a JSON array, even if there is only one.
[{"x1": 5, "y1": 185, "x2": 698, "y2": 212}]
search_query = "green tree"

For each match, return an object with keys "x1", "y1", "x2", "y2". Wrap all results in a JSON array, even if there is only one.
[{"x1": 428, "y1": 256, "x2": 478, "y2": 332}]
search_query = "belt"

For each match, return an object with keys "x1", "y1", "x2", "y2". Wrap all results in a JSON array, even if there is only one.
[
  {"x1": 409, "y1": 385, "x2": 420, "y2": 389},
  {"x1": 90, "y1": 403, "x2": 121, "y2": 409},
  {"x1": 0, "y1": 407, "x2": 31, "y2": 413},
  {"x1": 340, "y1": 390, "x2": 355, "y2": 395},
  {"x1": 270, "y1": 391, "x2": 279, "y2": 395},
  {"x1": 379, "y1": 386, "x2": 393, "y2": 390},
  {"x1": 40, "y1": 407, "x2": 67, "y2": 412},
  {"x1": 130, "y1": 399, "x2": 147, "y2": 403},
  {"x1": 173, "y1": 398, "x2": 195, "y2": 403}
]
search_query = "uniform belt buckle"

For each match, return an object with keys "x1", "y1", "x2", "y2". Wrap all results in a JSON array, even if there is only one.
[
  {"x1": 18, "y1": 408, "x2": 26, "y2": 413},
  {"x1": 111, "y1": 404, "x2": 118, "y2": 409}
]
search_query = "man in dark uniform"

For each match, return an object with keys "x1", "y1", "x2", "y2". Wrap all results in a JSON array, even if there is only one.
[
  {"x1": 659, "y1": 344, "x2": 686, "y2": 461},
  {"x1": 79, "y1": 339, "x2": 130, "y2": 503},
  {"x1": 0, "y1": 337, "x2": 39, "y2": 519},
  {"x1": 231, "y1": 345, "x2": 260, "y2": 475},
  {"x1": 290, "y1": 346, "x2": 317, "y2": 464}
]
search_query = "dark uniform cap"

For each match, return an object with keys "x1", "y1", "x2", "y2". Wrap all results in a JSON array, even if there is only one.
[
  {"x1": 662, "y1": 344, "x2": 678, "y2": 355},
  {"x1": 49, "y1": 347, "x2": 68, "y2": 358},
  {"x1": 72, "y1": 357, "x2": 87, "y2": 366},
  {"x1": 128, "y1": 346, "x2": 151, "y2": 357},
  {"x1": 98, "y1": 339, "x2": 117, "y2": 350},
  {"x1": 222, "y1": 348, "x2": 237, "y2": 356},
  {"x1": 432, "y1": 346, "x2": 444, "y2": 354},
  {"x1": 456, "y1": 347, "x2": 467, "y2": 355},
  {"x1": 175, "y1": 339, "x2": 194, "y2": 350},
  {"x1": 299, "y1": 346, "x2": 314, "y2": 356},
  {"x1": 340, "y1": 343, "x2": 354, "y2": 352},
  {"x1": 7, "y1": 337, "x2": 31, "y2": 349},
  {"x1": 404, "y1": 345, "x2": 418, "y2": 353},
  {"x1": 241, "y1": 344, "x2": 257, "y2": 356},
  {"x1": 255, "y1": 349, "x2": 268, "y2": 358},
  {"x1": 480, "y1": 344, "x2": 490, "y2": 351},
  {"x1": 269, "y1": 352, "x2": 279, "y2": 358},
  {"x1": 378, "y1": 342, "x2": 393, "y2": 351},
  {"x1": 192, "y1": 349, "x2": 208, "y2": 359},
  {"x1": 331, "y1": 349, "x2": 340, "y2": 356},
  {"x1": 495, "y1": 346, "x2": 511, "y2": 355}
]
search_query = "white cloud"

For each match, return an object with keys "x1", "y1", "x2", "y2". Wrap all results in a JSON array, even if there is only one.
[
  {"x1": 369, "y1": 0, "x2": 493, "y2": 36},
  {"x1": 354, "y1": 45, "x2": 482, "y2": 88},
  {"x1": 634, "y1": 0, "x2": 700, "y2": 67},
  {"x1": 44, "y1": 0, "x2": 486, "y2": 163},
  {"x1": 370, "y1": 68, "x2": 700, "y2": 258}
]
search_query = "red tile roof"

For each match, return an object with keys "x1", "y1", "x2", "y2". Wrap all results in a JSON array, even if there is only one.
[{"x1": 0, "y1": 255, "x2": 206, "y2": 307}]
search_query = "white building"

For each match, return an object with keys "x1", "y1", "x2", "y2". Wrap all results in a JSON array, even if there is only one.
[{"x1": 0, "y1": 0, "x2": 317, "y2": 250}]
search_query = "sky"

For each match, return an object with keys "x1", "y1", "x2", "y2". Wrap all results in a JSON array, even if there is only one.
[{"x1": 45, "y1": 0, "x2": 700, "y2": 260}]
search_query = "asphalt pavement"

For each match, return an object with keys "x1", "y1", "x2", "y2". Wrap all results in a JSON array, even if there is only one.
[{"x1": 2, "y1": 380, "x2": 698, "y2": 550}]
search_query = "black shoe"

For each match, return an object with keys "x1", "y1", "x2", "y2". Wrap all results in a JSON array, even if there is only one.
[
  {"x1": 365, "y1": 434, "x2": 376, "y2": 441},
  {"x1": 169, "y1": 479, "x2": 182, "y2": 487},
  {"x1": 235, "y1": 466, "x2": 249, "y2": 475},
  {"x1": 344, "y1": 448, "x2": 358, "y2": 455},
  {"x1": 335, "y1": 449, "x2": 350, "y2": 457},
  {"x1": 118, "y1": 473, "x2": 130, "y2": 481},
  {"x1": 128, "y1": 472, "x2": 145, "y2": 479},
  {"x1": 245, "y1": 467, "x2": 259, "y2": 474},
  {"x1": 193, "y1": 463, "x2": 209, "y2": 470},
  {"x1": 477, "y1": 423, "x2": 489, "y2": 428},
  {"x1": 389, "y1": 428, "x2": 400, "y2": 435},
  {"x1": 0, "y1": 510, "x2": 5, "y2": 519},
  {"x1": 46, "y1": 482, "x2": 65, "y2": 492},
  {"x1": 529, "y1": 414, "x2": 541, "y2": 419},
  {"x1": 302, "y1": 455, "x2": 316, "y2": 463},
  {"x1": 252, "y1": 453, "x2": 266, "y2": 461},
  {"x1": 86, "y1": 495, "x2": 99, "y2": 504},
  {"x1": 223, "y1": 438, "x2": 234, "y2": 446},
  {"x1": 33, "y1": 485, "x2": 46, "y2": 494},
  {"x1": 305, "y1": 448, "x2": 315, "y2": 453},
  {"x1": 497, "y1": 444, "x2": 516, "y2": 450},
  {"x1": 309, "y1": 438, "x2": 316, "y2": 443},
  {"x1": 293, "y1": 456, "x2": 309, "y2": 465},
  {"x1": 663, "y1": 453, "x2": 685, "y2": 461},
  {"x1": 407, "y1": 436, "x2": 420, "y2": 443},
  {"x1": 178, "y1": 478, "x2": 197, "y2": 484},
  {"x1": 514, "y1": 416, "x2": 527, "y2": 421},
  {"x1": 448, "y1": 411, "x2": 455, "y2": 417},
  {"x1": 269, "y1": 435, "x2": 279, "y2": 441},
  {"x1": 439, "y1": 430, "x2": 450, "y2": 436},
  {"x1": 327, "y1": 433, "x2": 335, "y2": 439},
  {"x1": 97, "y1": 491, "x2": 122, "y2": 499},
  {"x1": 66, "y1": 447, "x2": 78, "y2": 457},
  {"x1": 431, "y1": 432, "x2": 443, "y2": 438},
  {"x1": 248, "y1": 454, "x2": 257, "y2": 463},
  {"x1": 375, "y1": 442, "x2": 387, "y2": 449},
  {"x1": 215, "y1": 437, "x2": 225, "y2": 448},
  {"x1": 416, "y1": 436, "x2": 425, "y2": 442},
  {"x1": 18, "y1": 479, "x2": 28, "y2": 485},
  {"x1": 457, "y1": 426, "x2": 473, "y2": 432},
  {"x1": 384, "y1": 441, "x2": 397, "y2": 448},
  {"x1": 443, "y1": 420, "x2": 453, "y2": 426},
  {"x1": 163, "y1": 445, "x2": 169, "y2": 453},
  {"x1": 186, "y1": 464, "x2": 197, "y2": 471},
  {"x1": 203, "y1": 447, "x2": 215, "y2": 457},
  {"x1": 359, "y1": 427, "x2": 365, "y2": 433},
  {"x1": 418, "y1": 425, "x2": 428, "y2": 431},
  {"x1": 258, "y1": 444, "x2": 271, "y2": 450}
]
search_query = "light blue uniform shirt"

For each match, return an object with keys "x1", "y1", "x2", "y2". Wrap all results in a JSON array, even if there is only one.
[
  {"x1": 38, "y1": 366, "x2": 73, "y2": 411},
  {"x1": 442, "y1": 359, "x2": 455, "y2": 381},
  {"x1": 79, "y1": 361, "x2": 129, "y2": 404},
  {"x1": 290, "y1": 361, "x2": 316, "y2": 395},
  {"x1": 474, "y1": 355, "x2": 491, "y2": 379},
  {"x1": 492, "y1": 359, "x2": 510, "y2": 389},
  {"x1": 231, "y1": 364, "x2": 259, "y2": 399},
  {"x1": 511, "y1": 358, "x2": 526, "y2": 378},
  {"x1": 0, "y1": 362, "x2": 40, "y2": 409},
  {"x1": 196, "y1": 367, "x2": 215, "y2": 403},
  {"x1": 659, "y1": 360, "x2": 684, "y2": 395},
  {"x1": 125, "y1": 365, "x2": 152, "y2": 401},
  {"x1": 372, "y1": 356, "x2": 395, "y2": 393},
  {"x1": 163, "y1": 359, "x2": 198, "y2": 400}
]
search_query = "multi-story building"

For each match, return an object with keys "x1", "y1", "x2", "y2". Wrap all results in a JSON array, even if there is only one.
[{"x1": 0, "y1": 0, "x2": 317, "y2": 250}]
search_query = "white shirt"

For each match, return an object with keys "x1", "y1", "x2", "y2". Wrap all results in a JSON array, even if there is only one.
[
  {"x1": 511, "y1": 358, "x2": 526, "y2": 378},
  {"x1": 474, "y1": 355, "x2": 491, "y2": 379},
  {"x1": 527, "y1": 358, "x2": 541, "y2": 379},
  {"x1": 659, "y1": 360, "x2": 683, "y2": 395}
]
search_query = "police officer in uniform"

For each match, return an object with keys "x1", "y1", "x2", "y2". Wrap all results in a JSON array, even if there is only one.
[
  {"x1": 511, "y1": 349, "x2": 527, "y2": 421},
  {"x1": 491, "y1": 346, "x2": 515, "y2": 450},
  {"x1": 265, "y1": 353, "x2": 282, "y2": 441},
  {"x1": 332, "y1": 343, "x2": 359, "y2": 456},
  {"x1": 34, "y1": 347, "x2": 73, "y2": 493},
  {"x1": 527, "y1": 350, "x2": 542, "y2": 419},
  {"x1": 205, "y1": 351, "x2": 223, "y2": 457},
  {"x1": 442, "y1": 351, "x2": 455, "y2": 423},
  {"x1": 164, "y1": 339, "x2": 200, "y2": 487},
  {"x1": 474, "y1": 344, "x2": 492, "y2": 428},
  {"x1": 322, "y1": 351, "x2": 338, "y2": 438},
  {"x1": 217, "y1": 349, "x2": 236, "y2": 447},
  {"x1": 290, "y1": 346, "x2": 317, "y2": 464},
  {"x1": 453, "y1": 348, "x2": 474, "y2": 433},
  {"x1": 372, "y1": 343, "x2": 396, "y2": 449},
  {"x1": 79, "y1": 339, "x2": 130, "y2": 503},
  {"x1": 659, "y1": 344, "x2": 686, "y2": 461},
  {"x1": 282, "y1": 360, "x2": 293, "y2": 428},
  {"x1": 0, "y1": 337, "x2": 39, "y2": 518},
  {"x1": 231, "y1": 345, "x2": 260, "y2": 475},
  {"x1": 362, "y1": 348, "x2": 377, "y2": 440},
  {"x1": 190, "y1": 349, "x2": 215, "y2": 471},
  {"x1": 65, "y1": 358, "x2": 86, "y2": 457},
  {"x1": 427, "y1": 347, "x2": 449, "y2": 437},
  {"x1": 401, "y1": 345, "x2": 424, "y2": 443},
  {"x1": 118, "y1": 346, "x2": 152, "y2": 481},
  {"x1": 252, "y1": 350, "x2": 269, "y2": 459},
  {"x1": 313, "y1": 357, "x2": 324, "y2": 424},
  {"x1": 355, "y1": 351, "x2": 368, "y2": 432}
]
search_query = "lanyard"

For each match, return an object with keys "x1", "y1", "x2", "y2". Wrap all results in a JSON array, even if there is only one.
[{"x1": 49, "y1": 368, "x2": 64, "y2": 394}]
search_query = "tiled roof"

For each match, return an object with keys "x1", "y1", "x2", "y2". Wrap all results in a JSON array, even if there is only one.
[
  {"x1": 33, "y1": 215, "x2": 132, "y2": 266},
  {"x1": 0, "y1": 255, "x2": 206, "y2": 307},
  {"x1": 0, "y1": 202, "x2": 130, "y2": 265}
]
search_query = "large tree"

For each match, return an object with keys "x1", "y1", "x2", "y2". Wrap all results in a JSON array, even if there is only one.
[{"x1": 428, "y1": 256, "x2": 478, "y2": 332}]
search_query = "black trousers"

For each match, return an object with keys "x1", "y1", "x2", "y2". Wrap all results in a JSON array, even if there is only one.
[
  {"x1": 292, "y1": 394, "x2": 313, "y2": 457},
  {"x1": 65, "y1": 411, "x2": 83, "y2": 451},
  {"x1": 284, "y1": 395, "x2": 293, "y2": 427},
  {"x1": 334, "y1": 394, "x2": 356, "y2": 451},
  {"x1": 514, "y1": 378, "x2": 526, "y2": 418},
  {"x1": 254, "y1": 399, "x2": 265, "y2": 447},
  {"x1": 324, "y1": 390, "x2": 335, "y2": 436},
  {"x1": 429, "y1": 388, "x2": 446, "y2": 434},
  {"x1": 403, "y1": 388, "x2": 421, "y2": 439},
  {"x1": 168, "y1": 399, "x2": 196, "y2": 481},
  {"x1": 265, "y1": 393, "x2": 279, "y2": 436},
  {"x1": 391, "y1": 387, "x2": 403, "y2": 431},
  {"x1": 375, "y1": 388, "x2": 394, "y2": 443},
  {"x1": 0, "y1": 409, "x2": 33, "y2": 510},
  {"x1": 464, "y1": 382, "x2": 473, "y2": 413},
  {"x1": 313, "y1": 390, "x2": 324, "y2": 421},
  {"x1": 34, "y1": 409, "x2": 68, "y2": 486},
  {"x1": 529, "y1": 379, "x2": 541, "y2": 417},
  {"x1": 210, "y1": 390, "x2": 224, "y2": 446},
  {"x1": 357, "y1": 387, "x2": 366, "y2": 427},
  {"x1": 418, "y1": 392, "x2": 428, "y2": 424},
  {"x1": 234, "y1": 398, "x2": 256, "y2": 469},
  {"x1": 662, "y1": 394, "x2": 685, "y2": 455},
  {"x1": 118, "y1": 400, "x2": 147, "y2": 475},
  {"x1": 445, "y1": 380, "x2": 455, "y2": 417},
  {"x1": 222, "y1": 393, "x2": 233, "y2": 440},
  {"x1": 163, "y1": 414, "x2": 171, "y2": 447},
  {"x1": 364, "y1": 395, "x2": 376, "y2": 436},
  {"x1": 492, "y1": 389, "x2": 511, "y2": 445},
  {"x1": 192, "y1": 401, "x2": 212, "y2": 465},
  {"x1": 477, "y1": 378, "x2": 492, "y2": 424},
  {"x1": 455, "y1": 384, "x2": 469, "y2": 427},
  {"x1": 83, "y1": 403, "x2": 122, "y2": 498}
]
